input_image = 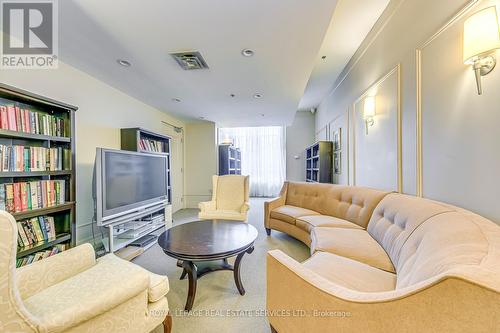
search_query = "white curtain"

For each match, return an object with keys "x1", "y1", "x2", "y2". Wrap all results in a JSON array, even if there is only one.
[{"x1": 219, "y1": 126, "x2": 286, "y2": 197}]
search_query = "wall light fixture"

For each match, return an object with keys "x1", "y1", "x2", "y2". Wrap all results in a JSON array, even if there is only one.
[
  {"x1": 463, "y1": 6, "x2": 500, "y2": 95},
  {"x1": 363, "y1": 96, "x2": 376, "y2": 135}
]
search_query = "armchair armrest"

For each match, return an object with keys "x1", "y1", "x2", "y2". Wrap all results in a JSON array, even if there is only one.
[
  {"x1": 266, "y1": 250, "x2": 499, "y2": 333},
  {"x1": 199, "y1": 200, "x2": 216, "y2": 212},
  {"x1": 241, "y1": 202, "x2": 250, "y2": 214},
  {"x1": 16, "y1": 243, "x2": 96, "y2": 300}
]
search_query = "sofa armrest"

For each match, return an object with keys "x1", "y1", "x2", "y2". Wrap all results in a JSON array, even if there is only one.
[
  {"x1": 199, "y1": 200, "x2": 216, "y2": 212},
  {"x1": 264, "y1": 196, "x2": 286, "y2": 228},
  {"x1": 16, "y1": 243, "x2": 96, "y2": 300},
  {"x1": 266, "y1": 250, "x2": 499, "y2": 333}
]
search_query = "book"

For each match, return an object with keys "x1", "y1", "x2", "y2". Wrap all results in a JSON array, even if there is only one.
[
  {"x1": 17, "y1": 222, "x2": 30, "y2": 247},
  {"x1": 5, "y1": 183, "x2": 14, "y2": 212},
  {"x1": 20, "y1": 182, "x2": 29, "y2": 211},
  {"x1": 0, "y1": 185, "x2": 5, "y2": 210},
  {"x1": 31, "y1": 217, "x2": 45, "y2": 242},
  {"x1": 13, "y1": 182, "x2": 21, "y2": 212},
  {"x1": 0, "y1": 105, "x2": 7, "y2": 129}
]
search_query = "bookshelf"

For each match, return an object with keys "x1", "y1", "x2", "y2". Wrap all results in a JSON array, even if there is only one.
[
  {"x1": 0, "y1": 83, "x2": 77, "y2": 267},
  {"x1": 120, "y1": 127, "x2": 172, "y2": 204},
  {"x1": 306, "y1": 141, "x2": 333, "y2": 183},
  {"x1": 218, "y1": 144, "x2": 241, "y2": 175}
]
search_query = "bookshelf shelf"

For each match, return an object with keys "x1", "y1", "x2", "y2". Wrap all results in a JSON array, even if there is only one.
[
  {"x1": 17, "y1": 233, "x2": 71, "y2": 258},
  {"x1": 0, "y1": 129, "x2": 70, "y2": 142},
  {"x1": 12, "y1": 202, "x2": 75, "y2": 220},
  {"x1": 138, "y1": 149, "x2": 169, "y2": 156},
  {"x1": 0, "y1": 83, "x2": 77, "y2": 267},
  {"x1": 0, "y1": 170, "x2": 72, "y2": 177}
]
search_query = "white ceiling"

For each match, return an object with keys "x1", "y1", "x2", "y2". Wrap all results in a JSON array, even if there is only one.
[
  {"x1": 59, "y1": 0, "x2": 339, "y2": 126},
  {"x1": 298, "y1": 0, "x2": 391, "y2": 112}
]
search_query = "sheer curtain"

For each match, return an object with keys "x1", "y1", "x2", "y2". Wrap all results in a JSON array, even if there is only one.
[{"x1": 219, "y1": 126, "x2": 286, "y2": 197}]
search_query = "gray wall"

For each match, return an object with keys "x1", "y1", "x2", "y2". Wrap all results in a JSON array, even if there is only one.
[
  {"x1": 286, "y1": 111, "x2": 315, "y2": 181},
  {"x1": 316, "y1": 0, "x2": 500, "y2": 224}
]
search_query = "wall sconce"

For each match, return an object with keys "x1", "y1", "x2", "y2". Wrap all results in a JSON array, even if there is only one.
[
  {"x1": 463, "y1": 6, "x2": 500, "y2": 95},
  {"x1": 363, "y1": 96, "x2": 376, "y2": 135}
]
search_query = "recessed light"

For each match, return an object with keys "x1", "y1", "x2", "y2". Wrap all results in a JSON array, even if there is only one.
[
  {"x1": 253, "y1": 93, "x2": 263, "y2": 99},
  {"x1": 260, "y1": 113, "x2": 265, "y2": 117},
  {"x1": 117, "y1": 59, "x2": 131, "y2": 67},
  {"x1": 241, "y1": 49, "x2": 254, "y2": 57},
  {"x1": 199, "y1": 116, "x2": 205, "y2": 120},
  {"x1": 321, "y1": 55, "x2": 327, "y2": 60},
  {"x1": 230, "y1": 93, "x2": 235, "y2": 98},
  {"x1": 172, "y1": 98, "x2": 181, "y2": 103}
]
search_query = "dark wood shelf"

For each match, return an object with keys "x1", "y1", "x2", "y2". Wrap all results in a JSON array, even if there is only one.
[
  {"x1": 0, "y1": 170, "x2": 72, "y2": 177},
  {"x1": 0, "y1": 129, "x2": 71, "y2": 142},
  {"x1": 138, "y1": 149, "x2": 169, "y2": 156},
  {"x1": 17, "y1": 233, "x2": 71, "y2": 258},
  {"x1": 11, "y1": 202, "x2": 75, "y2": 220}
]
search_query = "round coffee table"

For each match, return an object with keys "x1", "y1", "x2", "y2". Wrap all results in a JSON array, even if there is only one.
[{"x1": 157, "y1": 220, "x2": 258, "y2": 311}]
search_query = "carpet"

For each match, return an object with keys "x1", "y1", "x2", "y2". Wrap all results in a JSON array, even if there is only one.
[{"x1": 133, "y1": 198, "x2": 309, "y2": 333}]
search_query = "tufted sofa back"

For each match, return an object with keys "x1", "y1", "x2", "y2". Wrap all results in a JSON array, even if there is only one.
[
  {"x1": 284, "y1": 182, "x2": 388, "y2": 228},
  {"x1": 368, "y1": 194, "x2": 500, "y2": 290}
]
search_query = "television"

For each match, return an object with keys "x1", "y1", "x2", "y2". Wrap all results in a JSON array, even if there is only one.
[{"x1": 93, "y1": 148, "x2": 168, "y2": 226}]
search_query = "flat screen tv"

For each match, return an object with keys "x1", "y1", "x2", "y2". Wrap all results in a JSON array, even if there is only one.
[{"x1": 93, "y1": 148, "x2": 168, "y2": 226}]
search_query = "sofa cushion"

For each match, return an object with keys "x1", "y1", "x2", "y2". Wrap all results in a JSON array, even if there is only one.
[
  {"x1": 285, "y1": 182, "x2": 389, "y2": 228},
  {"x1": 295, "y1": 215, "x2": 363, "y2": 233},
  {"x1": 311, "y1": 227, "x2": 395, "y2": 273},
  {"x1": 302, "y1": 252, "x2": 396, "y2": 292},
  {"x1": 23, "y1": 254, "x2": 150, "y2": 333},
  {"x1": 367, "y1": 193, "x2": 453, "y2": 268},
  {"x1": 396, "y1": 211, "x2": 492, "y2": 289},
  {"x1": 270, "y1": 205, "x2": 320, "y2": 224},
  {"x1": 148, "y1": 272, "x2": 170, "y2": 302}
]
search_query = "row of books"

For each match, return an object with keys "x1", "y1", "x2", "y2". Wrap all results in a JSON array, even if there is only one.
[
  {"x1": 16, "y1": 244, "x2": 68, "y2": 268},
  {"x1": 0, "y1": 144, "x2": 71, "y2": 172},
  {"x1": 0, "y1": 104, "x2": 68, "y2": 137},
  {"x1": 139, "y1": 138, "x2": 165, "y2": 153},
  {"x1": 17, "y1": 215, "x2": 57, "y2": 248},
  {"x1": 0, "y1": 180, "x2": 66, "y2": 213}
]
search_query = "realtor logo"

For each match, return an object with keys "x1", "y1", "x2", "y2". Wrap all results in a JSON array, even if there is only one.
[{"x1": 1, "y1": 0, "x2": 58, "y2": 69}]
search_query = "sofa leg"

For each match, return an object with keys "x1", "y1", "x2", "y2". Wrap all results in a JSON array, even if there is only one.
[
  {"x1": 163, "y1": 311, "x2": 172, "y2": 333},
  {"x1": 270, "y1": 324, "x2": 277, "y2": 333},
  {"x1": 266, "y1": 228, "x2": 271, "y2": 236}
]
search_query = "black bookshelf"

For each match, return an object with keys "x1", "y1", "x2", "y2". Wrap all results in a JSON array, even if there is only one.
[
  {"x1": 0, "y1": 83, "x2": 77, "y2": 263},
  {"x1": 121, "y1": 127, "x2": 172, "y2": 204},
  {"x1": 306, "y1": 141, "x2": 333, "y2": 183},
  {"x1": 218, "y1": 144, "x2": 241, "y2": 175}
]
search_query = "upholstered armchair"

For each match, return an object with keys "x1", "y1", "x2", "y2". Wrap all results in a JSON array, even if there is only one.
[
  {"x1": 198, "y1": 175, "x2": 250, "y2": 221},
  {"x1": 0, "y1": 210, "x2": 172, "y2": 333}
]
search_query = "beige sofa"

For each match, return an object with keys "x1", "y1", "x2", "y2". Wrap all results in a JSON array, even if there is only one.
[
  {"x1": 265, "y1": 182, "x2": 500, "y2": 332},
  {"x1": 0, "y1": 211, "x2": 171, "y2": 333}
]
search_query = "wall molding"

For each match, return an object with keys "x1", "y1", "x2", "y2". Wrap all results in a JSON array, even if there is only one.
[
  {"x1": 415, "y1": 0, "x2": 481, "y2": 197},
  {"x1": 351, "y1": 64, "x2": 402, "y2": 193}
]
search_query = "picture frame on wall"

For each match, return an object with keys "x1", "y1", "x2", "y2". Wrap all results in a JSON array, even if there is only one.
[
  {"x1": 333, "y1": 128, "x2": 341, "y2": 151},
  {"x1": 334, "y1": 151, "x2": 341, "y2": 174}
]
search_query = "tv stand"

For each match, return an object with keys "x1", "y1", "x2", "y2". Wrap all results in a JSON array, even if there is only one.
[{"x1": 103, "y1": 203, "x2": 172, "y2": 253}]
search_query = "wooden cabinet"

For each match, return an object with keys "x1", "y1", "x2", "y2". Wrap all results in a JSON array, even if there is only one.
[
  {"x1": 306, "y1": 141, "x2": 332, "y2": 183},
  {"x1": 218, "y1": 144, "x2": 241, "y2": 175}
]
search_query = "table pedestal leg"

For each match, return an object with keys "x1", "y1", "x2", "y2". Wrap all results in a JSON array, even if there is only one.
[
  {"x1": 182, "y1": 260, "x2": 197, "y2": 311},
  {"x1": 233, "y1": 246, "x2": 254, "y2": 295}
]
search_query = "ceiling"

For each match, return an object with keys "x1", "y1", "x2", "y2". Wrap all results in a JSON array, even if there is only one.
[
  {"x1": 299, "y1": 0, "x2": 391, "y2": 112},
  {"x1": 59, "y1": 0, "x2": 388, "y2": 126},
  {"x1": 59, "y1": 0, "x2": 339, "y2": 126}
]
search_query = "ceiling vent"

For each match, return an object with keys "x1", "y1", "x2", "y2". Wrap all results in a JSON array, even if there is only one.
[{"x1": 170, "y1": 51, "x2": 209, "y2": 70}]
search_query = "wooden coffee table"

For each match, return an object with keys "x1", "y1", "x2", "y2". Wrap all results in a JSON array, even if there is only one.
[{"x1": 157, "y1": 220, "x2": 258, "y2": 311}]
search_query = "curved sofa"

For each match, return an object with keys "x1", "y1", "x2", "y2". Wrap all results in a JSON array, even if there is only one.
[{"x1": 265, "y1": 181, "x2": 500, "y2": 333}]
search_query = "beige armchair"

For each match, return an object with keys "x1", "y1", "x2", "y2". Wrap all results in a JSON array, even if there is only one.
[
  {"x1": 198, "y1": 175, "x2": 250, "y2": 221},
  {"x1": 0, "y1": 210, "x2": 172, "y2": 333}
]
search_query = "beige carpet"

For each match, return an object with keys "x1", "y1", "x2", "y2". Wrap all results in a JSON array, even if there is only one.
[{"x1": 133, "y1": 198, "x2": 309, "y2": 333}]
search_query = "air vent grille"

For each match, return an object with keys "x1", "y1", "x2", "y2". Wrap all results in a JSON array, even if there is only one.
[{"x1": 170, "y1": 51, "x2": 209, "y2": 70}]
